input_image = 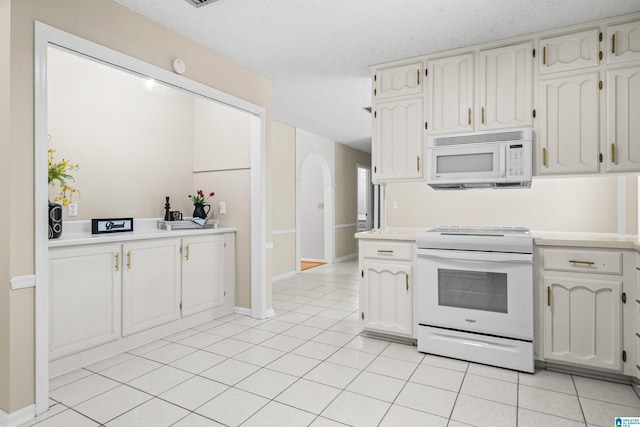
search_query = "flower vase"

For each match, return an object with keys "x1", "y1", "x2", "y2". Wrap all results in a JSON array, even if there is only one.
[
  {"x1": 48, "y1": 200, "x2": 63, "y2": 239},
  {"x1": 192, "y1": 203, "x2": 210, "y2": 219}
]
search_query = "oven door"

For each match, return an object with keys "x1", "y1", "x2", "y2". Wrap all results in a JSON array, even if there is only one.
[{"x1": 417, "y1": 248, "x2": 533, "y2": 340}]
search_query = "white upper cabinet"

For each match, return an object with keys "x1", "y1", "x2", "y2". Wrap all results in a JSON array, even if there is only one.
[
  {"x1": 374, "y1": 62, "x2": 423, "y2": 99},
  {"x1": 372, "y1": 97, "x2": 423, "y2": 182},
  {"x1": 538, "y1": 72, "x2": 600, "y2": 175},
  {"x1": 606, "y1": 66, "x2": 640, "y2": 172},
  {"x1": 607, "y1": 20, "x2": 640, "y2": 64},
  {"x1": 426, "y1": 53, "x2": 474, "y2": 135},
  {"x1": 539, "y1": 28, "x2": 601, "y2": 74},
  {"x1": 478, "y1": 41, "x2": 533, "y2": 130}
]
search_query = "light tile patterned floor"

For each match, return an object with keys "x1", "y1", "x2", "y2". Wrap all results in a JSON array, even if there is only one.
[{"x1": 24, "y1": 259, "x2": 640, "y2": 426}]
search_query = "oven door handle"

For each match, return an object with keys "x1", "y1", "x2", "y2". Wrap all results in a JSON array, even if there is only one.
[{"x1": 417, "y1": 249, "x2": 532, "y2": 263}]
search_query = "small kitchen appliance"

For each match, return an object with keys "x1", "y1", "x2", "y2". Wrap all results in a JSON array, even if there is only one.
[{"x1": 416, "y1": 226, "x2": 534, "y2": 372}]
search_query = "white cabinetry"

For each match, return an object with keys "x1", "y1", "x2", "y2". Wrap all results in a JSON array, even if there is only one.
[
  {"x1": 49, "y1": 244, "x2": 121, "y2": 360},
  {"x1": 181, "y1": 234, "x2": 225, "y2": 317},
  {"x1": 538, "y1": 72, "x2": 600, "y2": 174},
  {"x1": 371, "y1": 62, "x2": 423, "y2": 183},
  {"x1": 539, "y1": 28, "x2": 600, "y2": 74},
  {"x1": 607, "y1": 19, "x2": 640, "y2": 65},
  {"x1": 478, "y1": 41, "x2": 533, "y2": 130},
  {"x1": 540, "y1": 247, "x2": 628, "y2": 372},
  {"x1": 122, "y1": 239, "x2": 182, "y2": 336},
  {"x1": 359, "y1": 240, "x2": 414, "y2": 338},
  {"x1": 606, "y1": 66, "x2": 640, "y2": 172}
]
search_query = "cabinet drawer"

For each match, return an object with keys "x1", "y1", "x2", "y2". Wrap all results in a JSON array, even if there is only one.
[
  {"x1": 360, "y1": 241, "x2": 413, "y2": 261},
  {"x1": 542, "y1": 248, "x2": 622, "y2": 275}
]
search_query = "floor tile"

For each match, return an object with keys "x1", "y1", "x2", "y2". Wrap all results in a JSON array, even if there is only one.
[
  {"x1": 168, "y1": 349, "x2": 226, "y2": 374},
  {"x1": 281, "y1": 324, "x2": 325, "y2": 340},
  {"x1": 207, "y1": 323, "x2": 249, "y2": 337},
  {"x1": 277, "y1": 312, "x2": 313, "y2": 324},
  {"x1": 105, "y1": 397, "x2": 188, "y2": 426},
  {"x1": 49, "y1": 374, "x2": 120, "y2": 407},
  {"x1": 410, "y1": 363, "x2": 465, "y2": 392},
  {"x1": 518, "y1": 384, "x2": 584, "y2": 421},
  {"x1": 254, "y1": 319, "x2": 295, "y2": 333},
  {"x1": 161, "y1": 328, "x2": 199, "y2": 342},
  {"x1": 140, "y1": 342, "x2": 196, "y2": 363},
  {"x1": 191, "y1": 320, "x2": 224, "y2": 332},
  {"x1": 379, "y1": 404, "x2": 448, "y2": 427},
  {"x1": 312, "y1": 330, "x2": 355, "y2": 347},
  {"x1": 573, "y1": 375, "x2": 640, "y2": 407},
  {"x1": 346, "y1": 371, "x2": 406, "y2": 402},
  {"x1": 229, "y1": 315, "x2": 269, "y2": 327},
  {"x1": 580, "y1": 396, "x2": 640, "y2": 426},
  {"x1": 421, "y1": 354, "x2": 469, "y2": 372},
  {"x1": 326, "y1": 347, "x2": 376, "y2": 370},
  {"x1": 292, "y1": 341, "x2": 340, "y2": 360},
  {"x1": 241, "y1": 401, "x2": 316, "y2": 427},
  {"x1": 380, "y1": 342, "x2": 424, "y2": 363},
  {"x1": 195, "y1": 387, "x2": 269, "y2": 427},
  {"x1": 99, "y1": 357, "x2": 163, "y2": 383},
  {"x1": 395, "y1": 381, "x2": 457, "y2": 418},
  {"x1": 170, "y1": 413, "x2": 226, "y2": 426},
  {"x1": 24, "y1": 409, "x2": 99, "y2": 427},
  {"x1": 518, "y1": 408, "x2": 587, "y2": 427},
  {"x1": 328, "y1": 320, "x2": 363, "y2": 335},
  {"x1": 126, "y1": 340, "x2": 170, "y2": 356},
  {"x1": 232, "y1": 328, "x2": 277, "y2": 344},
  {"x1": 199, "y1": 358, "x2": 260, "y2": 385},
  {"x1": 275, "y1": 378, "x2": 341, "y2": 414},
  {"x1": 235, "y1": 368, "x2": 298, "y2": 398},
  {"x1": 518, "y1": 369, "x2": 577, "y2": 395},
  {"x1": 127, "y1": 365, "x2": 193, "y2": 395},
  {"x1": 175, "y1": 331, "x2": 226, "y2": 349},
  {"x1": 460, "y1": 373, "x2": 517, "y2": 406},
  {"x1": 309, "y1": 416, "x2": 349, "y2": 426},
  {"x1": 292, "y1": 304, "x2": 326, "y2": 316},
  {"x1": 83, "y1": 353, "x2": 134, "y2": 373},
  {"x1": 203, "y1": 337, "x2": 254, "y2": 357},
  {"x1": 300, "y1": 316, "x2": 339, "y2": 329},
  {"x1": 233, "y1": 345, "x2": 285, "y2": 366},
  {"x1": 365, "y1": 355, "x2": 418, "y2": 380},
  {"x1": 73, "y1": 384, "x2": 151, "y2": 424},
  {"x1": 304, "y1": 361, "x2": 361, "y2": 389},
  {"x1": 322, "y1": 391, "x2": 390, "y2": 427},
  {"x1": 466, "y1": 362, "x2": 518, "y2": 383},
  {"x1": 344, "y1": 336, "x2": 390, "y2": 355},
  {"x1": 316, "y1": 308, "x2": 352, "y2": 321},
  {"x1": 158, "y1": 376, "x2": 228, "y2": 410},
  {"x1": 260, "y1": 334, "x2": 307, "y2": 352},
  {"x1": 450, "y1": 394, "x2": 517, "y2": 427},
  {"x1": 266, "y1": 352, "x2": 320, "y2": 377},
  {"x1": 49, "y1": 369, "x2": 92, "y2": 390}
]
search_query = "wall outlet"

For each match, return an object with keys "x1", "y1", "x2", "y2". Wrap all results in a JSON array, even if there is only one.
[
  {"x1": 218, "y1": 201, "x2": 226, "y2": 214},
  {"x1": 67, "y1": 203, "x2": 78, "y2": 217},
  {"x1": 392, "y1": 202, "x2": 398, "y2": 209}
]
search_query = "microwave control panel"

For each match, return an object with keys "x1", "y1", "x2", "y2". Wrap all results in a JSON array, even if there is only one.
[{"x1": 506, "y1": 144, "x2": 526, "y2": 178}]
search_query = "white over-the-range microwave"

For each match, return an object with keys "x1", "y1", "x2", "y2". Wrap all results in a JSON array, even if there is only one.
[{"x1": 426, "y1": 127, "x2": 533, "y2": 190}]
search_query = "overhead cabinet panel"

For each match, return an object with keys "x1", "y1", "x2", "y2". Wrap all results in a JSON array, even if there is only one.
[
  {"x1": 539, "y1": 29, "x2": 600, "y2": 74},
  {"x1": 607, "y1": 20, "x2": 640, "y2": 64},
  {"x1": 538, "y1": 72, "x2": 600, "y2": 175},
  {"x1": 479, "y1": 41, "x2": 533, "y2": 130},
  {"x1": 606, "y1": 66, "x2": 640, "y2": 172},
  {"x1": 427, "y1": 53, "x2": 474, "y2": 135},
  {"x1": 374, "y1": 63, "x2": 422, "y2": 99}
]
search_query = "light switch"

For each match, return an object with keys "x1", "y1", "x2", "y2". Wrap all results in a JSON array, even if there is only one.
[
  {"x1": 219, "y1": 201, "x2": 226, "y2": 214},
  {"x1": 393, "y1": 202, "x2": 398, "y2": 209}
]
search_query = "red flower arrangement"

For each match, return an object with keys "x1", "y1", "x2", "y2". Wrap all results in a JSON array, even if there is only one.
[{"x1": 188, "y1": 190, "x2": 215, "y2": 205}]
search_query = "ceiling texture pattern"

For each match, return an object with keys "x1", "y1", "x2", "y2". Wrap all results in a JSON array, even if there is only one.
[{"x1": 114, "y1": 0, "x2": 640, "y2": 153}]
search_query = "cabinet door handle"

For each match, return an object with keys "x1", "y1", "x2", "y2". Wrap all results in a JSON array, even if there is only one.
[
  {"x1": 115, "y1": 253, "x2": 120, "y2": 272},
  {"x1": 636, "y1": 266, "x2": 640, "y2": 271},
  {"x1": 542, "y1": 147, "x2": 548, "y2": 167},
  {"x1": 405, "y1": 273, "x2": 409, "y2": 291},
  {"x1": 481, "y1": 107, "x2": 485, "y2": 125},
  {"x1": 185, "y1": 244, "x2": 190, "y2": 261},
  {"x1": 468, "y1": 108, "x2": 471, "y2": 125},
  {"x1": 612, "y1": 33, "x2": 616, "y2": 55},
  {"x1": 417, "y1": 156, "x2": 420, "y2": 172},
  {"x1": 569, "y1": 260, "x2": 595, "y2": 265},
  {"x1": 636, "y1": 332, "x2": 640, "y2": 339},
  {"x1": 126, "y1": 251, "x2": 131, "y2": 270},
  {"x1": 416, "y1": 69, "x2": 420, "y2": 86},
  {"x1": 542, "y1": 46, "x2": 547, "y2": 65},
  {"x1": 547, "y1": 286, "x2": 551, "y2": 307},
  {"x1": 636, "y1": 299, "x2": 640, "y2": 305},
  {"x1": 377, "y1": 250, "x2": 394, "y2": 254},
  {"x1": 611, "y1": 143, "x2": 616, "y2": 164}
]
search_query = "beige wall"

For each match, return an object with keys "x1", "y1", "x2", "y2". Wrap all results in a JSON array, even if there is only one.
[
  {"x1": 335, "y1": 143, "x2": 370, "y2": 258},
  {"x1": 4, "y1": 0, "x2": 271, "y2": 414},
  {"x1": 386, "y1": 176, "x2": 619, "y2": 232},
  {"x1": 270, "y1": 121, "x2": 296, "y2": 277}
]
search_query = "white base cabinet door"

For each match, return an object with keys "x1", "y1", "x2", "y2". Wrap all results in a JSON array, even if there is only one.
[
  {"x1": 361, "y1": 261, "x2": 413, "y2": 337},
  {"x1": 181, "y1": 235, "x2": 225, "y2": 317},
  {"x1": 49, "y1": 244, "x2": 121, "y2": 360},
  {"x1": 122, "y1": 239, "x2": 181, "y2": 336},
  {"x1": 543, "y1": 275, "x2": 622, "y2": 371}
]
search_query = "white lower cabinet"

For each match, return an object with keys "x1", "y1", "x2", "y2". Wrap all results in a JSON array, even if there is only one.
[
  {"x1": 49, "y1": 244, "x2": 121, "y2": 360},
  {"x1": 543, "y1": 275, "x2": 622, "y2": 371},
  {"x1": 181, "y1": 235, "x2": 225, "y2": 317},
  {"x1": 122, "y1": 239, "x2": 182, "y2": 336}
]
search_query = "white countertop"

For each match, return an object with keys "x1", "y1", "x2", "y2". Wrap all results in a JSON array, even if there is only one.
[
  {"x1": 49, "y1": 218, "x2": 236, "y2": 248},
  {"x1": 355, "y1": 228, "x2": 640, "y2": 250}
]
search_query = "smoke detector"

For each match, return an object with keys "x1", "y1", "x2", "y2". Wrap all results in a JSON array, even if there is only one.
[{"x1": 185, "y1": 0, "x2": 219, "y2": 7}]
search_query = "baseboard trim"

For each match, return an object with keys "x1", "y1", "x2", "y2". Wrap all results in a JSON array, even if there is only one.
[
  {"x1": 0, "y1": 404, "x2": 35, "y2": 427},
  {"x1": 335, "y1": 253, "x2": 357, "y2": 263},
  {"x1": 10, "y1": 274, "x2": 36, "y2": 290},
  {"x1": 272, "y1": 270, "x2": 297, "y2": 281},
  {"x1": 233, "y1": 306, "x2": 251, "y2": 316}
]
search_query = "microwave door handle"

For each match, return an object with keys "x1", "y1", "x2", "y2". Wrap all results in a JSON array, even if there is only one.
[{"x1": 500, "y1": 147, "x2": 506, "y2": 178}]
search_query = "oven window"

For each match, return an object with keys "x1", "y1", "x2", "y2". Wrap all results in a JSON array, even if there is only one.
[
  {"x1": 437, "y1": 268, "x2": 507, "y2": 313},
  {"x1": 437, "y1": 152, "x2": 494, "y2": 174}
]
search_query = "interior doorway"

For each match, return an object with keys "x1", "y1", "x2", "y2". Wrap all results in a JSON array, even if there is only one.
[{"x1": 357, "y1": 164, "x2": 373, "y2": 232}]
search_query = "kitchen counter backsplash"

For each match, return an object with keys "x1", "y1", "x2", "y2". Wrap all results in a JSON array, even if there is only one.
[
  {"x1": 355, "y1": 228, "x2": 640, "y2": 250},
  {"x1": 49, "y1": 218, "x2": 236, "y2": 248}
]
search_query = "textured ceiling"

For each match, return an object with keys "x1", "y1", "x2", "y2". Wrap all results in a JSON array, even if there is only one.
[{"x1": 113, "y1": 0, "x2": 640, "y2": 153}]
